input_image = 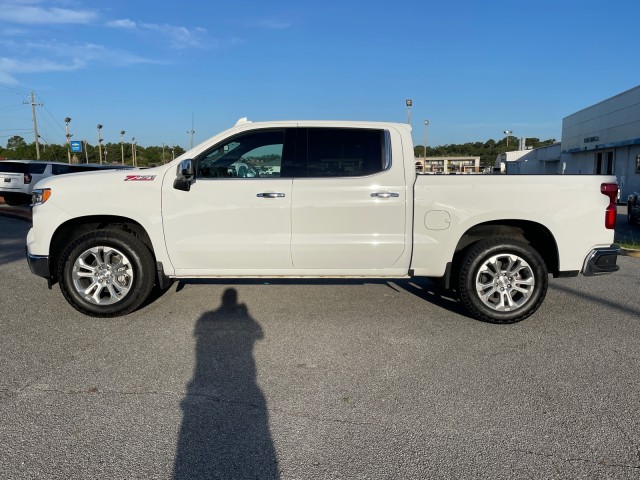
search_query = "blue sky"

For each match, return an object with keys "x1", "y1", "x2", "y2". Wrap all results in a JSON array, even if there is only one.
[{"x1": 0, "y1": 0, "x2": 638, "y2": 150}]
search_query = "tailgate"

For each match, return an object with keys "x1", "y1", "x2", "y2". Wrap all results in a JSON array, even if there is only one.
[{"x1": 0, "y1": 172, "x2": 23, "y2": 191}]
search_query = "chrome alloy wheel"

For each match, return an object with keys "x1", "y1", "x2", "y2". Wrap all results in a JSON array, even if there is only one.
[
  {"x1": 71, "y1": 245, "x2": 134, "y2": 305},
  {"x1": 474, "y1": 253, "x2": 535, "y2": 312}
]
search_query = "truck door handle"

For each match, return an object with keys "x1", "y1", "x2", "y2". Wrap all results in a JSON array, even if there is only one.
[
  {"x1": 257, "y1": 192, "x2": 285, "y2": 198},
  {"x1": 371, "y1": 191, "x2": 399, "y2": 198}
]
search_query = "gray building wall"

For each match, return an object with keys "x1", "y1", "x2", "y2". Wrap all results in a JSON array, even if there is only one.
[
  {"x1": 506, "y1": 143, "x2": 562, "y2": 175},
  {"x1": 561, "y1": 85, "x2": 640, "y2": 199}
]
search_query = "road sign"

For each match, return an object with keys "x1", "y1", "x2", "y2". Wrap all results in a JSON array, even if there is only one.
[{"x1": 70, "y1": 141, "x2": 82, "y2": 153}]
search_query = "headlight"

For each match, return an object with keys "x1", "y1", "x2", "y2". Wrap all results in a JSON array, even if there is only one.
[{"x1": 32, "y1": 188, "x2": 52, "y2": 206}]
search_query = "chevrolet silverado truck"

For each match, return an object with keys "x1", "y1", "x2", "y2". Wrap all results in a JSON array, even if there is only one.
[{"x1": 26, "y1": 119, "x2": 620, "y2": 323}]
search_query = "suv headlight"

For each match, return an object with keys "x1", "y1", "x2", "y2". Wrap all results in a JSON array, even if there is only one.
[{"x1": 32, "y1": 188, "x2": 51, "y2": 206}]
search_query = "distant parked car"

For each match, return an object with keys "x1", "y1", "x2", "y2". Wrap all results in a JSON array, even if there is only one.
[
  {"x1": 628, "y1": 192, "x2": 640, "y2": 225},
  {"x1": 0, "y1": 160, "x2": 131, "y2": 205}
]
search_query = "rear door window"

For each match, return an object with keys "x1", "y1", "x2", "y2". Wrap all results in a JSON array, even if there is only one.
[{"x1": 293, "y1": 128, "x2": 387, "y2": 177}]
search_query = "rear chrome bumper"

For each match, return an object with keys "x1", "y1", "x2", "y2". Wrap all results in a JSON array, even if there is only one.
[{"x1": 582, "y1": 245, "x2": 620, "y2": 276}]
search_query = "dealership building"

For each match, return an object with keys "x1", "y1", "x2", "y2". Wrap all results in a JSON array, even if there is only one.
[{"x1": 499, "y1": 85, "x2": 640, "y2": 199}]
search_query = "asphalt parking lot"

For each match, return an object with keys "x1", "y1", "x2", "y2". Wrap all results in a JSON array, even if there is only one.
[{"x1": 1, "y1": 212, "x2": 639, "y2": 479}]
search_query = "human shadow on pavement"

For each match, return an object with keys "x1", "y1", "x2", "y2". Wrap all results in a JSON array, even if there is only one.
[
  {"x1": 173, "y1": 288, "x2": 280, "y2": 479},
  {"x1": 173, "y1": 277, "x2": 470, "y2": 320}
]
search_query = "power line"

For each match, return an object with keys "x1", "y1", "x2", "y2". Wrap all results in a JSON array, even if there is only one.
[
  {"x1": 0, "y1": 103, "x2": 24, "y2": 111},
  {"x1": 0, "y1": 83, "x2": 30, "y2": 95},
  {"x1": 37, "y1": 94, "x2": 67, "y2": 145}
]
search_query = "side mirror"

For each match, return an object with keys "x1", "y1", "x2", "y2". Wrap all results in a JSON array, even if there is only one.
[{"x1": 174, "y1": 159, "x2": 195, "y2": 191}]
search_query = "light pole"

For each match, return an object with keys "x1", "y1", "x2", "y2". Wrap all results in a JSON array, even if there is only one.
[
  {"x1": 97, "y1": 124, "x2": 103, "y2": 164},
  {"x1": 131, "y1": 137, "x2": 137, "y2": 167},
  {"x1": 120, "y1": 130, "x2": 126, "y2": 165},
  {"x1": 187, "y1": 113, "x2": 195, "y2": 149},
  {"x1": 64, "y1": 117, "x2": 72, "y2": 163},
  {"x1": 83, "y1": 140, "x2": 89, "y2": 163},
  {"x1": 423, "y1": 120, "x2": 429, "y2": 158},
  {"x1": 406, "y1": 99, "x2": 412, "y2": 124},
  {"x1": 503, "y1": 130, "x2": 512, "y2": 148}
]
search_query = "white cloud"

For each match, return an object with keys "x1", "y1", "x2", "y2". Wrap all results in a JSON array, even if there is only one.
[
  {"x1": 0, "y1": 39, "x2": 161, "y2": 83},
  {"x1": 0, "y1": 69, "x2": 19, "y2": 85},
  {"x1": 105, "y1": 17, "x2": 212, "y2": 49},
  {"x1": 0, "y1": 1, "x2": 98, "y2": 25},
  {"x1": 22, "y1": 40, "x2": 161, "y2": 67},
  {"x1": 107, "y1": 18, "x2": 136, "y2": 29},
  {"x1": 139, "y1": 23, "x2": 211, "y2": 49}
]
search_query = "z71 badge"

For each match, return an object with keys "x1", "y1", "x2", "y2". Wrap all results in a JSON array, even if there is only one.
[{"x1": 125, "y1": 175, "x2": 156, "y2": 181}]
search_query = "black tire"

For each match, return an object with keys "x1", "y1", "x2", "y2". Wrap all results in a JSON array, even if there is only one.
[
  {"x1": 458, "y1": 238, "x2": 548, "y2": 324},
  {"x1": 58, "y1": 229, "x2": 156, "y2": 317},
  {"x1": 628, "y1": 208, "x2": 637, "y2": 225},
  {"x1": 2, "y1": 193, "x2": 28, "y2": 206}
]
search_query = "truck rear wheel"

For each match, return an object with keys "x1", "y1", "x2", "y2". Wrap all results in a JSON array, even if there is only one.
[
  {"x1": 58, "y1": 229, "x2": 155, "y2": 317},
  {"x1": 458, "y1": 238, "x2": 548, "y2": 324}
]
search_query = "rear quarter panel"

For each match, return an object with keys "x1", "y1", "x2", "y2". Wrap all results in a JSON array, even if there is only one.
[{"x1": 411, "y1": 174, "x2": 616, "y2": 276}]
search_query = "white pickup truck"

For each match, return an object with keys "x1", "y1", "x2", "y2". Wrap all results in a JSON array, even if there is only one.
[{"x1": 26, "y1": 119, "x2": 620, "y2": 323}]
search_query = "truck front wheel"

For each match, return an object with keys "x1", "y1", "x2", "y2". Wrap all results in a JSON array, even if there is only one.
[
  {"x1": 458, "y1": 238, "x2": 548, "y2": 324},
  {"x1": 58, "y1": 229, "x2": 156, "y2": 317}
]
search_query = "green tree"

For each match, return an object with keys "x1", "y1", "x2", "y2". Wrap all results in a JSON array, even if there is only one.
[{"x1": 6, "y1": 135, "x2": 27, "y2": 150}]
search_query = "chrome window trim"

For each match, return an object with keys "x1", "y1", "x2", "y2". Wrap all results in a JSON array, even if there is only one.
[{"x1": 384, "y1": 129, "x2": 392, "y2": 171}]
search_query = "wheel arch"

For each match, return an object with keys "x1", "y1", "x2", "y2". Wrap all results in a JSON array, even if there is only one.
[
  {"x1": 445, "y1": 220, "x2": 559, "y2": 288},
  {"x1": 49, "y1": 215, "x2": 155, "y2": 282}
]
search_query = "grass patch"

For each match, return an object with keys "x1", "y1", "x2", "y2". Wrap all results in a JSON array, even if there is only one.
[{"x1": 616, "y1": 240, "x2": 640, "y2": 250}]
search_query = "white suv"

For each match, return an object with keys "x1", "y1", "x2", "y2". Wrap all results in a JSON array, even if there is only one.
[
  {"x1": 1, "y1": 160, "x2": 131, "y2": 205},
  {"x1": 0, "y1": 160, "x2": 61, "y2": 205}
]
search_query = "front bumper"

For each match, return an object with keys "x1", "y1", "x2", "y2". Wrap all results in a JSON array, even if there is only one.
[
  {"x1": 26, "y1": 247, "x2": 51, "y2": 279},
  {"x1": 582, "y1": 245, "x2": 620, "y2": 276}
]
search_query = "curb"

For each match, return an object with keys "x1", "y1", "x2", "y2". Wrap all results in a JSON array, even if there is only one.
[{"x1": 620, "y1": 248, "x2": 640, "y2": 258}]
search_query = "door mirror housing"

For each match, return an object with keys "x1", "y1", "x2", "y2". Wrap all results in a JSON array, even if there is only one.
[{"x1": 174, "y1": 159, "x2": 195, "y2": 191}]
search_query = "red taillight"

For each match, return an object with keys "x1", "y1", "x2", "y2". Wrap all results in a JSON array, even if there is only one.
[
  {"x1": 24, "y1": 173, "x2": 32, "y2": 184},
  {"x1": 601, "y1": 182, "x2": 618, "y2": 230},
  {"x1": 605, "y1": 204, "x2": 616, "y2": 229}
]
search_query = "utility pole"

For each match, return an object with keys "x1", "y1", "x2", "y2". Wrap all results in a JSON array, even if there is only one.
[
  {"x1": 187, "y1": 113, "x2": 195, "y2": 149},
  {"x1": 24, "y1": 91, "x2": 43, "y2": 160},
  {"x1": 162, "y1": 143, "x2": 166, "y2": 164}
]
